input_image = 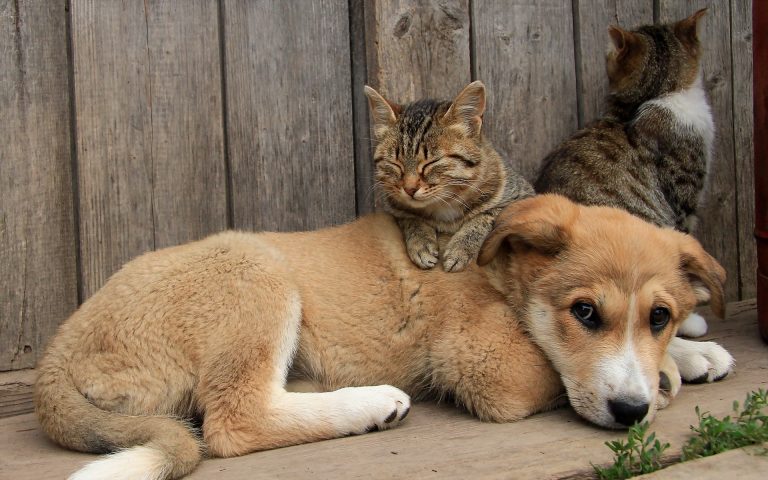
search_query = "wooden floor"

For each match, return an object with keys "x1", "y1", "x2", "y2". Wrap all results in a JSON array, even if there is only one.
[{"x1": 0, "y1": 301, "x2": 765, "y2": 480}]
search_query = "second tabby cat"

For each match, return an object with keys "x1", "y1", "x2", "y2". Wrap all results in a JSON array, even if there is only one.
[
  {"x1": 535, "y1": 9, "x2": 712, "y2": 234},
  {"x1": 365, "y1": 81, "x2": 533, "y2": 272},
  {"x1": 534, "y1": 9, "x2": 714, "y2": 337}
]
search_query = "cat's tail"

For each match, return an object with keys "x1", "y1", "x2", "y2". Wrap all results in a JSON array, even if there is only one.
[{"x1": 35, "y1": 356, "x2": 202, "y2": 480}]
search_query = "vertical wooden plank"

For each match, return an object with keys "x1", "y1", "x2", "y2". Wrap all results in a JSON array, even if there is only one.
[
  {"x1": 658, "y1": 0, "x2": 739, "y2": 301},
  {"x1": 731, "y1": 0, "x2": 755, "y2": 299},
  {"x1": 0, "y1": 0, "x2": 77, "y2": 370},
  {"x1": 224, "y1": 0, "x2": 356, "y2": 231},
  {"x1": 72, "y1": 0, "x2": 227, "y2": 298},
  {"x1": 146, "y1": 1, "x2": 227, "y2": 249},
  {"x1": 574, "y1": 0, "x2": 654, "y2": 126},
  {"x1": 350, "y1": 0, "x2": 374, "y2": 215},
  {"x1": 364, "y1": 0, "x2": 471, "y2": 101},
  {"x1": 71, "y1": 0, "x2": 154, "y2": 298},
  {"x1": 472, "y1": 0, "x2": 578, "y2": 181}
]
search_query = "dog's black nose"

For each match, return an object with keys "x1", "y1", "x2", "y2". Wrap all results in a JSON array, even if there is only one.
[{"x1": 608, "y1": 399, "x2": 649, "y2": 426}]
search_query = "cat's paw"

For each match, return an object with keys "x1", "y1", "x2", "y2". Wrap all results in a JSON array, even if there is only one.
[
  {"x1": 442, "y1": 245, "x2": 473, "y2": 272},
  {"x1": 406, "y1": 236, "x2": 439, "y2": 269}
]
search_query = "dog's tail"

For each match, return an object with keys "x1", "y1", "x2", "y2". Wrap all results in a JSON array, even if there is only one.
[{"x1": 35, "y1": 355, "x2": 202, "y2": 480}]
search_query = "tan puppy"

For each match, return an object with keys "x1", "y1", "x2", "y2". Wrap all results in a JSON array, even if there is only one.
[{"x1": 35, "y1": 195, "x2": 732, "y2": 480}]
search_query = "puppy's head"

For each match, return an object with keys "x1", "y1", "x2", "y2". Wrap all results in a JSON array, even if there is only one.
[{"x1": 479, "y1": 194, "x2": 725, "y2": 428}]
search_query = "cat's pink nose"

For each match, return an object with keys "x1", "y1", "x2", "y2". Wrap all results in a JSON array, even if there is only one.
[{"x1": 403, "y1": 186, "x2": 418, "y2": 197}]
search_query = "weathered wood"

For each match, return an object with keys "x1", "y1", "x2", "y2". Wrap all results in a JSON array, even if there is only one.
[
  {"x1": 145, "y1": 1, "x2": 227, "y2": 249},
  {"x1": 0, "y1": 0, "x2": 78, "y2": 370},
  {"x1": 350, "y1": 0, "x2": 374, "y2": 215},
  {"x1": 223, "y1": 0, "x2": 356, "y2": 231},
  {"x1": 573, "y1": 0, "x2": 654, "y2": 126},
  {"x1": 636, "y1": 444, "x2": 768, "y2": 480},
  {"x1": 658, "y1": 1, "x2": 740, "y2": 301},
  {"x1": 364, "y1": 0, "x2": 471, "y2": 101},
  {"x1": 731, "y1": 0, "x2": 756, "y2": 300},
  {"x1": 71, "y1": 0, "x2": 228, "y2": 298},
  {"x1": 71, "y1": 0, "x2": 154, "y2": 298},
  {"x1": 0, "y1": 369, "x2": 35, "y2": 418},
  {"x1": 472, "y1": 0, "x2": 578, "y2": 181},
  {"x1": 1, "y1": 301, "x2": 764, "y2": 479}
]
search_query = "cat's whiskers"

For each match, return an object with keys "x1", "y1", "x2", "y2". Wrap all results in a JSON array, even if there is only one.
[
  {"x1": 442, "y1": 180, "x2": 487, "y2": 196},
  {"x1": 434, "y1": 190, "x2": 471, "y2": 211}
]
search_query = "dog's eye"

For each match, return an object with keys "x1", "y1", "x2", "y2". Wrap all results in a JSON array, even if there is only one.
[
  {"x1": 571, "y1": 302, "x2": 601, "y2": 330},
  {"x1": 650, "y1": 307, "x2": 670, "y2": 333}
]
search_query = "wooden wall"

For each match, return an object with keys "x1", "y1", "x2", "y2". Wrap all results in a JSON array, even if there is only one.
[{"x1": 0, "y1": 0, "x2": 755, "y2": 373}]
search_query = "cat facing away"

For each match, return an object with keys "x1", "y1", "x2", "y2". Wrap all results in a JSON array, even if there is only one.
[
  {"x1": 365, "y1": 81, "x2": 534, "y2": 272},
  {"x1": 535, "y1": 9, "x2": 712, "y2": 234},
  {"x1": 534, "y1": 9, "x2": 714, "y2": 337}
]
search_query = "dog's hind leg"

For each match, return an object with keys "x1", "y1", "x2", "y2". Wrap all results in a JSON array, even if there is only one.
[{"x1": 197, "y1": 286, "x2": 410, "y2": 458}]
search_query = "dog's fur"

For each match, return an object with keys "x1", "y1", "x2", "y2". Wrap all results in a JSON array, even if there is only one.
[{"x1": 35, "y1": 195, "x2": 731, "y2": 480}]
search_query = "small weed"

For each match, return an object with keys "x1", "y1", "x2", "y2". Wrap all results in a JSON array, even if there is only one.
[
  {"x1": 681, "y1": 389, "x2": 768, "y2": 461},
  {"x1": 591, "y1": 389, "x2": 768, "y2": 479},
  {"x1": 592, "y1": 422, "x2": 670, "y2": 480}
]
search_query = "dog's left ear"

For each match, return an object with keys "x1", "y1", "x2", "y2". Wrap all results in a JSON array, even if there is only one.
[
  {"x1": 478, "y1": 194, "x2": 577, "y2": 265},
  {"x1": 678, "y1": 234, "x2": 726, "y2": 318}
]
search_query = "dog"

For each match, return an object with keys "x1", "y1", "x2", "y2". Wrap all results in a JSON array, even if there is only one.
[{"x1": 34, "y1": 194, "x2": 733, "y2": 480}]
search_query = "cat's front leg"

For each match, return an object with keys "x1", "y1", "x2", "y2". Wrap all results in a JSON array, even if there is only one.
[
  {"x1": 443, "y1": 209, "x2": 499, "y2": 272},
  {"x1": 397, "y1": 218, "x2": 439, "y2": 269}
]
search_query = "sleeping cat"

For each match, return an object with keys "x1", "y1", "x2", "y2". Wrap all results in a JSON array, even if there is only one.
[
  {"x1": 365, "y1": 81, "x2": 533, "y2": 272},
  {"x1": 534, "y1": 9, "x2": 714, "y2": 337}
]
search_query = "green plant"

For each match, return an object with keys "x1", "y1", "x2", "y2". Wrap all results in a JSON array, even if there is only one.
[
  {"x1": 681, "y1": 389, "x2": 768, "y2": 461},
  {"x1": 593, "y1": 421, "x2": 670, "y2": 480}
]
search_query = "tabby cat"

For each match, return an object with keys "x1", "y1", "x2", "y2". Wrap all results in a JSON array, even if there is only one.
[
  {"x1": 534, "y1": 9, "x2": 714, "y2": 337},
  {"x1": 535, "y1": 9, "x2": 712, "y2": 234},
  {"x1": 365, "y1": 81, "x2": 533, "y2": 272}
]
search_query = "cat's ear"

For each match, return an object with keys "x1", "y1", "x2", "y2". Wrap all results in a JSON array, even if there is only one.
[
  {"x1": 478, "y1": 194, "x2": 576, "y2": 265},
  {"x1": 364, "y1": 86, "x2": 401, "y2": 141},
  {"x1": 608, "y1": 26, "x2": 639, "y2": 61},
  {"x1": 677, "y1": 233, "x2": 726, "y2": 318},
  {"x1": 443, "y1": 81, "x2": 486, "y2": 137},
  {"x1": 674, "y1": 8, "x2": 707, "y2": 54}
]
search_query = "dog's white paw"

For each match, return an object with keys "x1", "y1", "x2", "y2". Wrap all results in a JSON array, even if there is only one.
[
  {"x1": 656, "y1": 353, "x2": 682, "y2": 411},
  {"x1": 677, "y1": 312, "x2": 708, "y2": 338},
  {"x1": 333, "y1": 385, "x2": 411, "y2": 435},
  {"x1": 668, "y1": 337, "x2": 734, "y2": 383}
]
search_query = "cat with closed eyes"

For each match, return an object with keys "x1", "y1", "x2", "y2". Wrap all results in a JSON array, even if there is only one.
[
  {"x1": 365, "y1": 81, "x2": 534, "y2": 272},
  {"x1": 534, "y1": 9, "x2": 714, "y2": 337}
]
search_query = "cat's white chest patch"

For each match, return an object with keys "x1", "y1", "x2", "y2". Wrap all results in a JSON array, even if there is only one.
[
  {"x1": 647, "y1": 77, "x2": 715, "y2": 154},
  {"x1": 430, "y1": 205, "x2": 464, "y2": 225}
]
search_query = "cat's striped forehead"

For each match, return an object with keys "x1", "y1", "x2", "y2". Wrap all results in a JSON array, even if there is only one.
[
  {"x1": 395, "y1": 99, "x2": 451, "y2": 161},
  {"x1": 634, "y1": 25, "x2": 686, "y2": 97}
]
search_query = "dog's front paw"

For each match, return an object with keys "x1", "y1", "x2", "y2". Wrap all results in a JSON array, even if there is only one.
[
  {"x1": 656, "y1": 353, "x2": 682, "y2": 411},
  {"x1": 335, "y1": 385, "x2": 411, "y2": 435},
  {"x1": 406, "y1": 236, "x2": 439, "y2": 269},
  {"x1": 668, "y1": 337, "x2": 734, "y2": 384}
]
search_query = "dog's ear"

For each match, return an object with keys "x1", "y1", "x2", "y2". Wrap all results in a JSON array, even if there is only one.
[
  {"x1": 478, "y1": 194, "x2": 578, "y2": 265},
  {"x1": 678, "y1": 234, "x2": 726, "y2": 318}
]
